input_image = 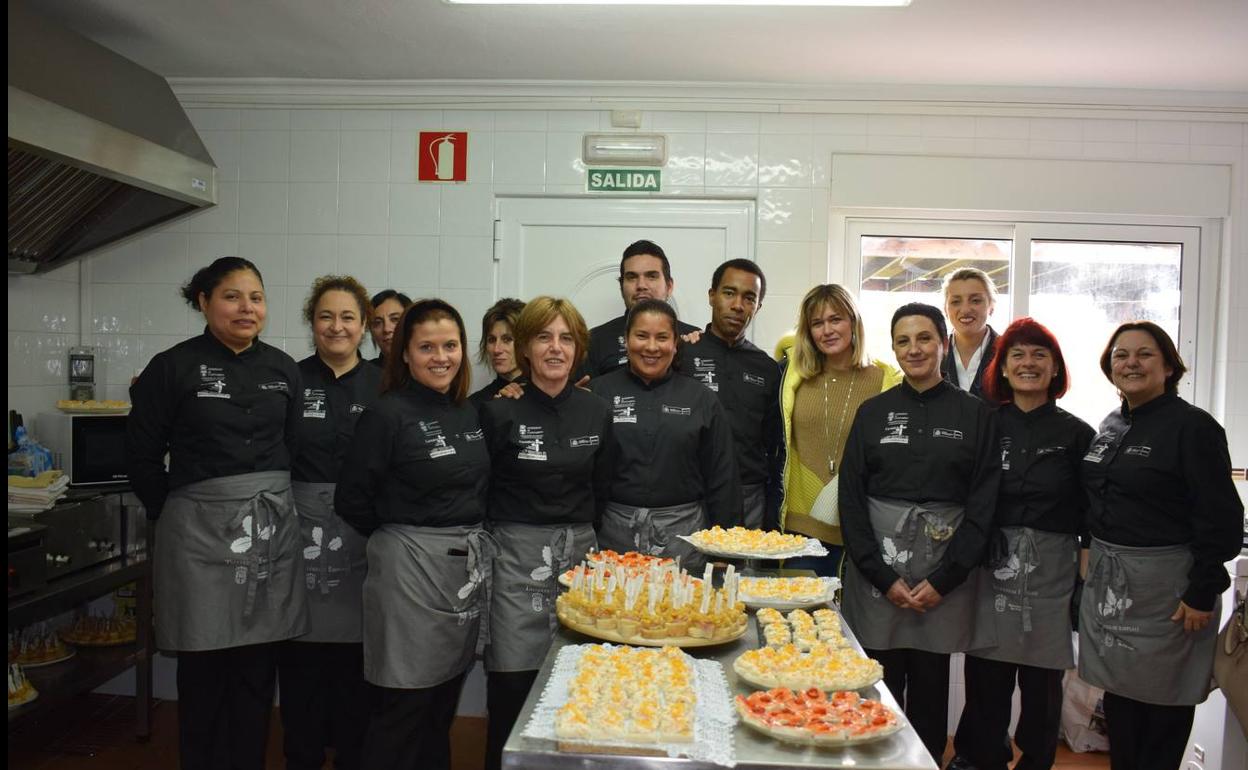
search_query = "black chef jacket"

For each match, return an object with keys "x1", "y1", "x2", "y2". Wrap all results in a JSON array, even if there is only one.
[
  {"x1": 678, "y1": 327, "x2": 783, "y2": 516},
  {"x1": 589, "y1": 367, "x2": 742, "y2": 526},
  {"x1": 126, "y1": 329, "x2": 302, "y2": 520},
  {"x1": 839, "y1": 380, "x2": 1000, "y2": 596},
  {"x1": 468, "y1": 374, "x2": 525, "y2": 411},
  {"x1": 334, "y1": 382, "x2": 489, "y2": 534},
  {"x1": 292, "y1": 354, "x2": 382, "y2": 483},
  {"x1": 480, "y1": 383, "x2": 612, "y2": 525},
  {"x1": 579, "y1": 313, "x2": 699, "y2": 379},
  {"x1": 1081, "y1": 392, "x2": 1243, "y2": 610},
  {"x1": 940, "y1": 327, "x2": 999, "y2": 404},
  {"x1": 369, "y1": 353, "x2": 386, "y2": 369},
  {"x1": 994, "y1": 401, "x2": 1094, "y2": 535}
]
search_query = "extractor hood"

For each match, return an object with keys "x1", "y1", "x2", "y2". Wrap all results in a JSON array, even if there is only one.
[{"x1": 7, "y1": 2, "x2": 216, "y2": 275}]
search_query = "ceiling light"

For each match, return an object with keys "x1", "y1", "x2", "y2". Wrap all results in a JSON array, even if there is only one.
[
  {"x1": 447, "y1": 0, "x2": 909, "y2": 5},
  {"x1": 583, "y1": 134, "x2": 667, "y2": 166}
]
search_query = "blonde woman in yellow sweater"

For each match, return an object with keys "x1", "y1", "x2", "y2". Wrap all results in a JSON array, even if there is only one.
[{"x1": 774, "y1": 284, "x2": 901, "y2": 576}]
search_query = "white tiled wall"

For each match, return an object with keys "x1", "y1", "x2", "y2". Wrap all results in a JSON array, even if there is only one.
[
  {"x1": 7, "y1": 101, "x2": 1248, "y2": 469},
  {"x1": 8, "y1": 262, "x2": 81, "y2": 424}
]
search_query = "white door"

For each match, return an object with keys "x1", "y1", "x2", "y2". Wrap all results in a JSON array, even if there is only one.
[{"x1": 495, "y1": 197, "x2": 755, "y2": 333}]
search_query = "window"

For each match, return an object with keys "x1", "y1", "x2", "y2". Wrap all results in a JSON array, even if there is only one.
[{"x1": 848, "y1": 219, "x2": 1199, "y2": 426}]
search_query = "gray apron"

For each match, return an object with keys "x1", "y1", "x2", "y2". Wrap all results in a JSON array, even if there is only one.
[
  {"x1": 969, "y1": 526, "x2": 1078, "y2": 669},
  {"x1": 841, "y1": 496, "x2": 993, "y2": 653},
  {"x1": 291, "y1": 481, "x2": 368, "y2": 644},
  {"x1": 599, "y1": 500, "x2": 708, "y2": 574},
  {"x1": 155, "y1": 470, "x2": 309, "y2": 652},
  {"x1": 1078, "y1": 538, "x2": 1220, "y2": 706},
  {"x1": 485, "y1": 520, "x2": 597, "y2": 672},
  {"x1": 362, "y1": 523, "x2": 498, "y2": 689},
  {"x1": 741, "y1": 483, "x2": 766, "y2": 530}
]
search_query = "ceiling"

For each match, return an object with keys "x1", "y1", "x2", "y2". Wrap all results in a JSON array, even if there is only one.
[{"x1": 27, "y1": 0, "x2": 1248, "y2": 94}]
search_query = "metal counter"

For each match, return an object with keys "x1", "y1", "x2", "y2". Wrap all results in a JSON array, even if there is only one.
[{"x1": 502, "y1": 613, "x2": 938, "y2": 770}]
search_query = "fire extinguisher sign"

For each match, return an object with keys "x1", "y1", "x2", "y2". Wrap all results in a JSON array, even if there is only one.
[{"x1": 418, "y1": 132, "x2": 469, "y2": 182}]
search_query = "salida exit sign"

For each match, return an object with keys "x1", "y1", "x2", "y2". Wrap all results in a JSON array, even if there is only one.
[{"x1": 587, "y1": 168, "x2": 661, "y2": 192}]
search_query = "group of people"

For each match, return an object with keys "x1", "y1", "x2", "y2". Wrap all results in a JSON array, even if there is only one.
[{"x1": 124, "y1": 240, "x2": 1242, "y2": 770}]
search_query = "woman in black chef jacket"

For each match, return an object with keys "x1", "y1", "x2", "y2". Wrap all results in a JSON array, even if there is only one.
[
  {"x1": 279, "y1": 275, "x2": 382, "y2": 770},
  {"x1": 479, "y1": 296, "x2": 612, "y2": 770},
  {"x1": 334, "y1": 299, "x2": 493, "y2": 770},
  {"x1": 948, "y1": 318, "x2": 1094, "y2": 770},
  {"x1": 838, "y1": 302, "x2": 1000, "y2": 764},
  {"x1": 1079, "y1": 321, "x2": 1242, "y2": 770},
  {"x1": 367, "y1": 289, "x2": 411, "y2": 368},
  {"x1": 941, "y1": 267, "x2": 999, "y2": 402},
  {"x1": 469, "y1": 297, "x2": 526, "y2": 408},
  {"x1": 590, "y1": 298, "x2": 741, "y2": 573},
  {"x1": 126, "y1": 256, "x2": 307, "y2": 770}
]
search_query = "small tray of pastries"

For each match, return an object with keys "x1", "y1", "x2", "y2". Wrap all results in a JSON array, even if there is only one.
[
  {"x1": 8, "y1": 628, "x2": 75, "y2": 668},
  {"x1": 558, "y1": 551, "x2": 701, "y2": 589},
  {"x1": 735, "y1": 687, "x2": 904, "y2": 746},
  {"x1": 8, "y1": 664, "x2": 38, "y2": 710},
  {"x1": 556, "y1": 562, "x2": 746, "y2": 647},
  {"x1": 733, "y1": 611, "x2": 883, "y2": 691},
  {"x1": 756, "y1": 608, "x2": 851, "y2": 650},
  {"x1": 680, "y1": 526, "x2": 828, "y2": 559},
  {"x1": 738, "y1": 577, "x2": 840, "y2": 610},
  {"x1": 55, "y1": 399, "x2": 131, "y2": 414},
  {"x1": 60, "y1": 613, "x2": 137, "y2": 647}
]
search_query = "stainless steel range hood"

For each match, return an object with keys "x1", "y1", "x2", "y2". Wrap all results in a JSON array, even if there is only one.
[{"x1": 7, "y1": 2, "x2": 216, "y2": 275}]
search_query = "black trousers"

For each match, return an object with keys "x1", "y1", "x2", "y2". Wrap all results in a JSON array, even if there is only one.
[
  {"x1": 485, "y1": 669, "x2": 539, "y2": 770},
  {"x1": 1102, "y1": 691, "x2": 1195, "y2": 770},
  {"x1": 360, "y1": 671, "x2": 467, "y2": 770},
  {"x1": 278, "y1": 640, "x2": 370, "y2": 770},
  {"x1": 175, "y1": 642, "x2": 280, "y2": 770},
  {"x1": 952, "y1": 654, "x2": 1063, "y2": 770},
  {"x1": 867, "y1": 647, "x2": 950, "y2": 763}
]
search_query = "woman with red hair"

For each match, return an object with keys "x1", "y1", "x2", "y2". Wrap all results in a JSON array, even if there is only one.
[{"x1": 948, "y1": 318, "x2": 1094, "y2": 770}]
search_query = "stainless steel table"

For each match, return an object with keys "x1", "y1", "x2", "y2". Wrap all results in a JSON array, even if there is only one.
[{"x1": 502, "y1": 614, "x2": 938, "y2": 769}]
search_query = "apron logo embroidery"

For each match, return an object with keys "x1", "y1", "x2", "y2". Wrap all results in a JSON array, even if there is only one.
[
  {"x1": 1000, "y1": 436, "x2": 1013, "y2": 470},
  {"x1": 197, "y1": 365, "x2": 229, "y2": 399},
  {"x1": 235, "y1": 566, "x2": 249, "y2": 585},
  {"x1": 993, "y1": 553, "x2": 1037, "y2": 582},
  {"x1": 932, "y1": 428, "x2": 964, "y2": 440},
  {"x1": 662, "y1": 405, "x2": 692, "y2": 416},
  {"x1": 881, "y1": 412, "x2": 909, "y2": 444},
  {"x1": 1099, "y1": 586, "x2": 1133, "y2": 618},
  {"x1": 306, "y1": 572, "x2": 316, "y2": 589},
  {"x1": 692, "y1": 357, "x2": 719, "y2": 392},
  {"x1": 881, "y1": 537, "x2": 911, "y2": 566},
  {"x1": 1123, "y1": 445, "x2": 1152, "y2": 457},
  {"x1": 229, "y1": 514, "x2": 273, "y2": 554},
  {"x1": 569, "y1": 435, "x2": 600, "y2": 448},
  {"x1": 258, "y1": 381, "x2": 289, "y2": 393},
  {"x1": 302, "y1": 525, "x2": 342, "y2": 561},
  {"x1": 517, "y1": 425, "x2": 548, "y2": 462},
  {"x1": 529, "y1": 545, "x2": 554, "y2": 581},
  {"x1": 612, "y1": 396, "x2": 637, "y2": 424},
  {"x1": 303, "y1": 388, "x2": 327, "y2": 418},
  {"x1": 742, "y1": 372, "x2": 765, "y2": 387},
  {"x1": 994, "y1": 594, "x2": 1009, "y2": 612},
  {"x1": 531, "y1": 594, "x2": 545, "y2": 612}
]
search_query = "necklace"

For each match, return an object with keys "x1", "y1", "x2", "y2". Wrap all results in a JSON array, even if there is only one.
[{"x1": 823, "y1": 366, "x2": 860, "y2": 474}]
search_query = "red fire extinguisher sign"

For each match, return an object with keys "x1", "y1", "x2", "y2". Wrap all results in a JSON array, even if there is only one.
[{"x1": 418, "y1": 132, "x2": 469, "y2": 182}]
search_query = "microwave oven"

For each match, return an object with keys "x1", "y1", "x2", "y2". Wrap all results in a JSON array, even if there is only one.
[{"x1": 36, "y1": 412, "x2": 129, "y2": 486}]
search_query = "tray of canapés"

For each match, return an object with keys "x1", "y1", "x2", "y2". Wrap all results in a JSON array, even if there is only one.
[
  {"x1": 733, "y1": 608, "x2": 884, "y2": 691},
  {"x1": 556, "y1": 562, "x2": 746, "y2": 647},
  {"x1": 8, "y1": 664, "x2": 38, "y2": 710},
  {"x1": 679, "y1": 526, "x2": 829, "y2": 560},
  {"x1": 59, "y1": 613, "x2": 137, "y2": 647},
  {"x1": 55, "y1": 399, "x2": 131, "y2": 414},
  {"x1": 735, "y1": 687, "x2": 904, "y2": 746},
  {"x1": 737, "y1": 576, "x2": 840, "y2": 610},
  {"x1": 558, "y1": 550, "x2": 702, "y2": 589},
  {"x1": 8, "y1": 628, "x2": 75, "y2": 668}
]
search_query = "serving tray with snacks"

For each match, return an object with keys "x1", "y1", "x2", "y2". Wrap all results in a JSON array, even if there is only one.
[
  {"x1": 557, "y1": 551, "x2": 701, "y2": 589},
  {"x1": 520, "y1": 643, "x2": 737, "y2": 766},
  {"x1": 733, "y1": 640, "x2": 884, "y2": 692},
  {"x1": 7, "y1": 664, "x2": 38, "y2": 710},
  {"x1": 55, "y1": 399, "x2": 131, "y2": 414},
  {"x1": 8, "y1": 628, "x2": 75, "y2": 668},
  {"x1": 59, "y1": 614, "x2": 137, "y2": 647},
  {"x1": 556, "y1": 561, "x2": 746, "y2": 649},
  {"x1": 738, "y1": 576, "x2": 840, "y2": 610},
  {"x1": 735, "y1": 687, "x2": 905, "y2": 747},
  {"x1": 679, "y1": 526, "x2": 829, "y2": 560}
]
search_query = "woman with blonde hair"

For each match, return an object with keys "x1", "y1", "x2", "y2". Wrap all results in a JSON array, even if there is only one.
[
  {"x1": 777, "y1": 284, "x2": 901, "y2": 576},
  {"x1": 940, "y1": 266, "x2": 999, "y2": 402}
]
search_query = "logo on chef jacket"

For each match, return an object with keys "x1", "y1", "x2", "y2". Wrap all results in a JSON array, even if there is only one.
[
  {"x1": 880, "y1": 411, "x2": 909, "y2": 444},
  {"x1": 1000, "y1": 437, "x2": 1013, "y2": 471},
  {"x1": 258, "y1": 380, "x2": 289, "y2": 393},
  {"x1": 616, "y1": 335, "x2": 628, "y2": 365},
  {"x1": 932, "y1": 427, "x2": 964, "y2": 441},
  {"x1": 612, "y1": 395, "x2": 637, "y2": 424},
  {"x1": 742, "y1": 372, "x2": 766, "y2": 387},
  {"x1": 569, "y1": 435, "x2": 600, "y2": 449},
  {"x1": 462, "y1": 429, "x2": 484, "y2": 442},
  {"x1": 418, "y1": 419, "x2": 457, "y2": 458},
  {"x1": 517, "y1": 424, "x2": 548, "y2": 462},
  {"x1": 349, "y1": 403, "x2": 366, "y2": 415},
  {"x1": 692, "y1": 357, "x2": 719, "y2": 392},
  {"x1": 303, "y1": 388, "x2": 327, "y2": 419},
  {"x1": 1035, "y1": 445, "x2": 1066, "y2": 457},
  {"x1": 1122, "y1": 445, "x2": 1152, "y2": 458},
  {"x1": 662, "y1": 405, "x2": 691, "y2": 417},
  {"x1": 1083, "y1": 436, "x2": 1115, "y2": 464},
  {"x1": 197, "y1": 365, "x2": 229, "y2": 398}
]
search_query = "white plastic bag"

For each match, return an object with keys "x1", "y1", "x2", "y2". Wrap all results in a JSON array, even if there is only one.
[{"x1": 1060, "y1": 668, "x2": 1110, "y2": 753}]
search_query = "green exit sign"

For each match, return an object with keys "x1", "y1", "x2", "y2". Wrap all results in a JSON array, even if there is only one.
[{"x1": 587, "y1": 168, "x2": 661, "y2": 192}]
